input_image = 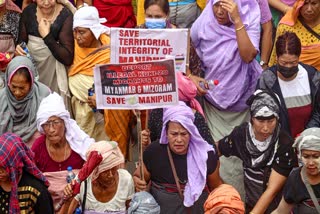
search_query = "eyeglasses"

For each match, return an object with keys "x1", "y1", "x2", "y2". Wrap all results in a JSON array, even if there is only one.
[{"x1": 42, "y1": 119, "x2": 63, "y2": 131}]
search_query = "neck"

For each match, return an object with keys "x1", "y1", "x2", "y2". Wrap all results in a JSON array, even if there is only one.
[
  {"x1": 301, "y1": 16, "x2": 320, "y2": 28},
  {"x1": 37, "y1": 4, "x2": 56, "y2": 20}
]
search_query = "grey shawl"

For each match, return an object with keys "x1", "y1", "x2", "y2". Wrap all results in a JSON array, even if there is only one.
[{"x1": 0, "y1": 56, "x2": 50, "y2": 142}]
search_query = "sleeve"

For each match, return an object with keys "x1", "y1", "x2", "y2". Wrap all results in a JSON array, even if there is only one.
[
  {"x1": 126, "y1": 174, "x2": 135, "y2": 200},
  {"x1": 43, "y1": 12, "x2": 74, "y2": 66},
  {"x1": 257, "y1": 0, "x2": 272, "y2": 24},
  {"x1": 272, "y1": 133, "x2": 297, "y2": 177},
  {"x1": 283, "y1": 168, "x2": 301, "y2": 204},
  {"x1": 18, "y1": 8, "x2": 28, "y2": 44},
  {"x1": 34, "y1": 186, "x2": 54, "y2": 214},
  {"x1": 306, "y1": 71, "x2": 320, "y2": 129},
  {"x1": 148, "y1": 109, "x2": 163, "y2": 142},
  {"x1": 218, "y1": 128, "x2": 241, "y2": 158},
  {"x1": 194, "y1": 112, "x2": 215, "y2": 145},
  {"x1": 206, "y1": 150, "x2": 218, "y2": 175}
]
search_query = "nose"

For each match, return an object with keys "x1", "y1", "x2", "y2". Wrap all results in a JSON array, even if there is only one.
[
  {"x1": 262, "y1": 123, "x2": 269, "y2": 133},
  {"x1": 217, "y1": 5, "x2": 224, "y2": 14},
  {"x1": 13, "y1": 89, "x2": 21, "y2": 97},
  {"x1": 176, "y1": 134, "x2": 183, "y2": 143}
]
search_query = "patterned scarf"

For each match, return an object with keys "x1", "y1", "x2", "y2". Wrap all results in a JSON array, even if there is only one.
[{"x1": 0, "y1": 133, "x2": 48, "y2": 214}]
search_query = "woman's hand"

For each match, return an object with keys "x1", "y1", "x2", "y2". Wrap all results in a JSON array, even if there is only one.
[
  {"x1": 15, "y1": 44, "x2": 27, "y2": 56},
  {"x1": 141, "y1": 129, "x2": 151, "y2": 150},
  {"x1": 87, "y1": 93, "x2": 97, "y2": 109},
  {"x1": 38, "y1": 18, "x2": 51, "y2": 38},
  {"x1": 220, "y1": 0, "x2": 241, "y2": 24},
  {"x1": 188, "y1": 75, "x2": 208, "y2": 96},
  {"x1": 63, "y1": 181, "x2": 75, "y2": 199},
  {"x1": 133, "y1": 175, "x2": 148, "y2": 192}
]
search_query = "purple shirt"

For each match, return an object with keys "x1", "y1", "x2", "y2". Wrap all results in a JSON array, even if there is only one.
[{"x1": 256, "y1": 0, "x2": 272, "y2": 24}]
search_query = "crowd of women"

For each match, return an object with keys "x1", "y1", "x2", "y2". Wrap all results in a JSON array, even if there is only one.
[{"x1": 0, "y1": 0, "x2": 319, "y2": 213}]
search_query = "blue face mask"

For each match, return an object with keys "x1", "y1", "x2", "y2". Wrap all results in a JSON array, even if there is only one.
[{"x1": 145, "y1": 18, "x2": 166, "y2": 29}]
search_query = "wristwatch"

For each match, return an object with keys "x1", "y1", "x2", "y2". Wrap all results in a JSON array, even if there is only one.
[{"x1": 260, "y1": 60, "x2": 267, "y2": 66}]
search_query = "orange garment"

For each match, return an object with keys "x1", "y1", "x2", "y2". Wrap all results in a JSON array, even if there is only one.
[
  {"x1": 269, "y1": 0, "x2": 320, "y2": 70},
  {"x1": 204, "y1": 184, "x2": 245, "y2": 214},
  {"x1": 68, "y1": 34, "x2": 110, "y2": 77},
  {"x1": 104, "y1": 109, "x2": 146, "y2": 159}
]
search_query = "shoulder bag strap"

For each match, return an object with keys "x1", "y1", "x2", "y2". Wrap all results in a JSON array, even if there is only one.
[
  {"x1": 299, "y1": 17, "x2": 320, "y2": 40},
  {"x1": 81, "y1": 180, "x2": 87, "y2": 213},
  {"x1": 167, "y1": 146, "x2": 184, "y2": 199},
  {"x1": 301, "y1": 166, "x2": 320, "y2": 213}
]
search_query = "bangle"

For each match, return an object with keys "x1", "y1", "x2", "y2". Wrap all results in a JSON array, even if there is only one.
[
  {"x1": 235, "y1": 25, "x2": 245, "y2": 32},
  {"x1": 249, "y1": 212, "x2": 255, "y2": 214},
  {"x1": 284, "y1": 6, "x2": 288, "y2": 13},
  {"x1": 187, "y1": 73, "x2": 192, "y2": 78}
]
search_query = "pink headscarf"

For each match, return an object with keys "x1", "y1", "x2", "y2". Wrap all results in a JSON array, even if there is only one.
[
  {"x1": 177, "y1": 72, "x2": 205, "y2": 117},
  {"x1": 86, "y1": 141, "x2": 124, "y2": 181}
]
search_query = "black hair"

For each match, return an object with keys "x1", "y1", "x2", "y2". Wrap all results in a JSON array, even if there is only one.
[
  {"x1": 144, "y1": 0, "x2": 170, "y2": 16},
  {"x1": 14, "y1": 67, "x2": 32, "y2": 83}
]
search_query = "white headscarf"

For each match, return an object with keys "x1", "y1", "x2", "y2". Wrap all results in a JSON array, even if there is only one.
[
  {"x1": 36, "y1": 92, "x2": 94, "y2": 160},
  {"x1": 73, "y1": 6, "x2": 110, "y2": 40},
  {"x1": 293, "y1": 128, "x2": 320, "y2": 159}
]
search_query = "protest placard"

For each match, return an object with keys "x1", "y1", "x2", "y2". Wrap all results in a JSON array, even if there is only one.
[
  {"x1": 94, "y1": 59, "x2": 179, "y2": 110},
  {"x1": 110, "y1": 28, "x2": 189, "y2": 73}
]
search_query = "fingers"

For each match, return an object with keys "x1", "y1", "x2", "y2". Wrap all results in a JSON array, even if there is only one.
[
  {"x1": 133, "y1": 176, "x2": 148, "y2": 192},
  {"x1": 15, "y1": 45, "x2": 26, "y2": 56},
  {"x1": 63, "y1": 184, "x2": 74, "y2": 198},
  {"x1": 141, "y1": 129, "x2": 151, "y2": 147}
]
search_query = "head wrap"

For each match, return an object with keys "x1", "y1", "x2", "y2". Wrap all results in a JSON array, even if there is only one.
[
  {"x1": 280, "y1": 0, "x2": 305, "y2": 26},
  {"x1": 177, "y1": 72, "x2": 204, "y2": 117},
  {"x1": 0, "y1": 133, "x2": 48, "y2": 214},
  {"x1": 5, "y1": 0, "x2": 21, "y2": 13},
  {"x1": 73, "y1": 6, "x2": 110, "y2": 40},
  {"x1": 128, "y1": 191, "x2": 161, "y2": 214},
  {"x1": 0, "y1": 56, "x2": 50, "y2": 143},
  {"x1": 86, "y1": 140, "x2": 124, "y2": 181},
  {"x1": 190, "y1": 0, "x2": 262, "y2": 111},
  {"x1": 293, "y1": 128, "x2": 320, "y2": 158},
  {"x1": 249, "y1": 89, "x2": 280, "y2": 119},
  {"x1": 36, "y1": 92, "x2": 94, "y2": 160},
  {"x1": 244, "y1": 89, "x2": 281, "y2": 168},
  {"x1": 204, "y1": 184, "x2": 245, "y2": 214},
  {"x1": 159, "y1": 101, "x2": 214, "y2": 207}
]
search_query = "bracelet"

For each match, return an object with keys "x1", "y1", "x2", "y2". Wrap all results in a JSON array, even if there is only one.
[
  {"x1": 235, "y1": 25, "x2": 245, "y2": 32},
  {"x1": 249, "y1": 212, "x2": 255, "y2": 214},
  {"x1": 187, "y1": 73, "x2": 192, "y2": 78}
]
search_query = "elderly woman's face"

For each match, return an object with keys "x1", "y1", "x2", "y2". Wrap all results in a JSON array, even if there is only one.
[
  {"x1": 252, "y1": 117, "x2": 277, "y2": 141},
  {"x1": 36, "y1": 0, "x2": 56, "y2": 12},
  {"x1": 167, "y1": 121, "x2": 190, "y2": 155},
  {"x1": 0, "y1": 167, "x2": 9, "y2": 182},
  {"x1": 96, "y1": 166, "x2": 118, "y2": 186},
  {"x1": 9, "y1": 71, "x2": 31, "y2": 101},
  {"x1": 73, "y1": 27, "x2": 97, "y2": 48},
  {"x1": 42, "y1": 116, "x2": 66, "y2": 144},
  {"x1": 301, "y1": 149, "x2": 320, "y2": 176},
  {"x1": 212, "y1": 2, "x2": 231, "y2": 25},
  {"x1": 300, "y1": 0, "x2": 320, "y2": 24}
]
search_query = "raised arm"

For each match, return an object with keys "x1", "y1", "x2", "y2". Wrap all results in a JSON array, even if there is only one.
[
  {"x1": 268, "y1": 0, "x2": 292, "y2": 14},
  {"x1": 42, "y1": 13, "x2": 74, "y2": 65},
  {"x1": 220, "y1": 0, "x2": 258, "y2": 63}
]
